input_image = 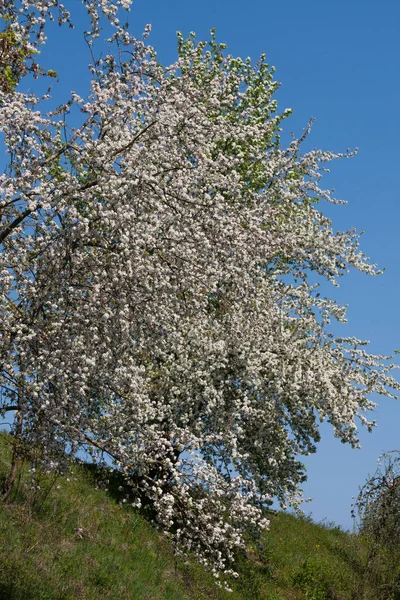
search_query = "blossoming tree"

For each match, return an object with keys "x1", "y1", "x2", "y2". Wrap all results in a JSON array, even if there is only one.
[{"x1": 0, "y1": 0, "x2": 398, "y2": 582}]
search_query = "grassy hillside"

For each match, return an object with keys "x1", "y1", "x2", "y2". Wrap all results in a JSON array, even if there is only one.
[{"x1": 0, "y1": 432, "x2": 379, "y2": 600}]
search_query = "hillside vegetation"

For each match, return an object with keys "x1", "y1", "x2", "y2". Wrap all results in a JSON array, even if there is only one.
[{"x1": 0, "y1": 432, "x2": 383, "y2": 600}]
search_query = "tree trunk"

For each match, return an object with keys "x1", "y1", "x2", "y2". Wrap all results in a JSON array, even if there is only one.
[{"x1": 1, "y1": 410, "x2": 23, "y2": 502}]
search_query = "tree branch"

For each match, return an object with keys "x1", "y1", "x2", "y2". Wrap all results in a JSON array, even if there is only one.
[{"x1": 0, "y1": 206, "x2": 40, "y2": 243}]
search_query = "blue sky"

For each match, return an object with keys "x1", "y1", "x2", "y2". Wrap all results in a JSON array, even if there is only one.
[{"x1": 25, "y1": 0, "x2": 400, "y2": 529}]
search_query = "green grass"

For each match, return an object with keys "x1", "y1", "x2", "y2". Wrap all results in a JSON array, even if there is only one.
[{"x1": 0, "y1": 432, "x2": 382, "y2": 599}]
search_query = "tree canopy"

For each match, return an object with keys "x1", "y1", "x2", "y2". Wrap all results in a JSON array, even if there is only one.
[{"x1": 0, "y1": 0, "x2": 398, "y2": 584}]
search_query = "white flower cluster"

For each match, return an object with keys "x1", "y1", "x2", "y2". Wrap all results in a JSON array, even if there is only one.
[
  {"x1": 0, "y1": 7, "x2": 398, "y2": 584},
  {"x1": 1, "y1": 0, "x2": 132, "y2": 48}
]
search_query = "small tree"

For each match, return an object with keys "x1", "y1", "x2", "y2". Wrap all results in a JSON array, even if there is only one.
[
  {"x1": 1, "y1": 0, "x2": 399, "y2": 584},
  {"x1": 353, "y1": 452, "x2": 400, "y2": 599}
]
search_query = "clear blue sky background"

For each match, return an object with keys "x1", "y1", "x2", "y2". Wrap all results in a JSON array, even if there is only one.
[{"x1": 30, "y1": 0, "x2": 400, "y2": 529}]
